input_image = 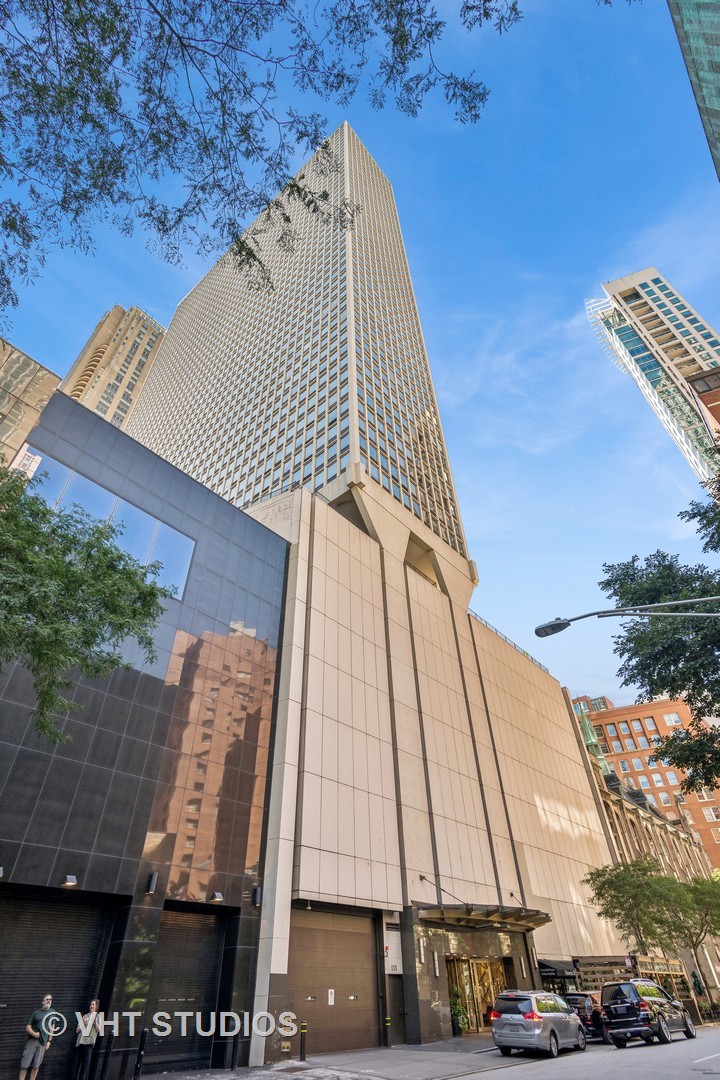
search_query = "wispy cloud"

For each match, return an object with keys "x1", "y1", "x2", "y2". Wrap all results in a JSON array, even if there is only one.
[
  {"x1": 434, "y1": 300, "x2": 632, "y2": 458},
  {"x1": 601, "y1": 184, "x2": 720, "y2": 319}
]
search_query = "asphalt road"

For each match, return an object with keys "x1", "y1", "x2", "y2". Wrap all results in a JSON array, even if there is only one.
[
  {"x1": 156, "y1": 1027, "x2": 720, "y2": 1080},
  {"x1": 461, "y1": 1027, "x2": 720, "y2": 1079}
]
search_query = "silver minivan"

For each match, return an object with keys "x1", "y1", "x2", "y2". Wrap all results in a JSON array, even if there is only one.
[{"x1": 491, "y1": 990, "x2": 587, "y2": 1058}]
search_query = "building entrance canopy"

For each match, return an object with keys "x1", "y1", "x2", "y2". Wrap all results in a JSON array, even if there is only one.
[{"x1": 417, "y1": 903, "x2": 551, "y2": 934}]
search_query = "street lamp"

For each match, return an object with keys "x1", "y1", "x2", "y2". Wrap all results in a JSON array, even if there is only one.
[{"x1": 535, "y1": 595, "x2": 720, "y2": 638}]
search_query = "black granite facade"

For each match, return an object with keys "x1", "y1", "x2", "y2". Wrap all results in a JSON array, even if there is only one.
[{"x1": 0, "y1": 396, "x2": 287, "y2": 1078}]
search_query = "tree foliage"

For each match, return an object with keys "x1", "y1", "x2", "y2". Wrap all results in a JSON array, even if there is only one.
[
  {"x1": 0, "y1": 0, "x2": 635, "y2": 316},
  {"x1": 584, "y1": 860, "x2": 720, "y2": 996},
  {"x1": 0, "y1": 460, "x2": 172, "y2": 741},
  {"x1": 582, "y1": 857, "x2": 678, "y2": 954},
  {"x1": 600, "y1": 467, "x2": 720, "y2": 792},
  {"x1": 662, "y1": 876, "x2": 720, "y2": 997}
]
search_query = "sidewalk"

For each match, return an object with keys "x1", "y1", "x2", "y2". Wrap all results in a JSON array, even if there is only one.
[{"x1": 146, "y1": 1032, "x2": 504, "y2": 1080}]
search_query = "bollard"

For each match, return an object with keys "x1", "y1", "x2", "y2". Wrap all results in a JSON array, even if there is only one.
[
  {"x1": 98, "y1": 1034, "x2": 115, "y2": 1080},
  {"x1": 299, "y1": 1020, "x2": 307, "y2": 1061},
  {"x1": 132, "y1": 1028, "x2": 149, "y2": 1080},
  {"x1": 384, "y1": 1015, "x2": 391, "y2": 1047}
]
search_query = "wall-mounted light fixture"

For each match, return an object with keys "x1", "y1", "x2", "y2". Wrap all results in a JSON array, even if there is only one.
[
  {"x1": 209, "y1": 891, "x2": 224, "y2": 903},
  {"x1": 251, "y1": 885, "x2": 262, "y2": 908},
  {"x1": 433, "y1": 951, "x2": 440, "y2": 977},
  {"x1": 146, "y1": 872, "x2": 158, "y2": 896},
  {"x1": 418, "y1": 939, "x2": 425, "y2": 964},
  {"x1": 62, "y1": 875, "x2": 77, "y2": 888}
]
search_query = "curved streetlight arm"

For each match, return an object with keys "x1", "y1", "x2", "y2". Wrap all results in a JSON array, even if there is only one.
[{"x1": 535, "y1": 595, "x2": 720, "y2": 637}]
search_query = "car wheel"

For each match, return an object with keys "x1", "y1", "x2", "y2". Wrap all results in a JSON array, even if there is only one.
[
  {"x1": 575, "y1": 1028, "x2": 587, "y2": 1052},
  {"x1": 600, "y1": 1028, "x2": 611, "y2": 1044},
  {"x1": 548, "y1": 1031, "x2": 559, "y2": 1058},
  {"x1": 610, "y1": 1035, "x2": 627, "y2": 1049},
  {"x1": 657, "y1": 1014, "x2": 672, "y2": 1044},
  {"x1": 499, "y1": 1047, "x2": 512, "y2": 1057},
  {"x1": 684, "y1": 1013, "x2": 697, "y2": 1040}
]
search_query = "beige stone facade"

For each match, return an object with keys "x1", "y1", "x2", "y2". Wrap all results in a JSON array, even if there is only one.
[{"x1": 247, "y1": 480, "x2": 623, "y2": 1060}]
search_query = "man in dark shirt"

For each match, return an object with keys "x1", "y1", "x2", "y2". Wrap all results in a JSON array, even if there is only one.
[{"x1": 19, "y1": 994, "x2": 55, "y2": 1080}]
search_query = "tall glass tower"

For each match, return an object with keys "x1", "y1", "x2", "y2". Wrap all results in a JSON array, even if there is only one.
[
  {"x1": 587, "y1": 267, "x2": 720, "y2": 482},
  {"x1": 667, "y1": 0, "x2": 720, "y2": 182},
  {"x1": 128, "y1": 122, "x2": 467, "y2": 558}
]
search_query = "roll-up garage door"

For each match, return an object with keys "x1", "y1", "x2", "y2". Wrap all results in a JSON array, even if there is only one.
[
  {"x1": 0, "y1": 887, "x2": 114, "y2": 1080},
  {"x1": 287, "y1": 909, "x2": 379, "y2": 1053},
  {"x1": 142, "y1": 906, "x2": 225, "y2": 1071}
]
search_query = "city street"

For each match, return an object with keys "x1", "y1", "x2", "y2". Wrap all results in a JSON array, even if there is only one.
[{"x1": 164, "y1": 1027, "x2": 720, "y2": 1080}]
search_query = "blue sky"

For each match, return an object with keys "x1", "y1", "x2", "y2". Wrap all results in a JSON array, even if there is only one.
[{"x1": 7, "y1": 0, "x2": 720, "y2": 705}]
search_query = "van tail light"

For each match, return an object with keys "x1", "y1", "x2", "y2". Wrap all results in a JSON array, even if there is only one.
[
  {"x1": 638, "y1": 1005, "x2": 651, "y2": 1020},
  {"x1": 489, "y1": 1010, "x2": 502, "y2": 1020},
  {"x1": 522, "y1": 1011, "x2": 543, "y2": 1022}
]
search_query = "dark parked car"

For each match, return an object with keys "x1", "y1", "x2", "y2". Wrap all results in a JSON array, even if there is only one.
[
  {"x1": 600, "y1": 978, "x2": 696, "y2": 1048},
  {"x1": 564, "y1": 992, "x2": 608, "y2": 1041}
]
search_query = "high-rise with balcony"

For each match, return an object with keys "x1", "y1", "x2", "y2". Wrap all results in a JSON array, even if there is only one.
[
  {"x1": 63, "y1": 304, "x2": 165, "y2": 429},
  {"x1": 587, "y1": 268, "x2": 720, "y2": 482}
]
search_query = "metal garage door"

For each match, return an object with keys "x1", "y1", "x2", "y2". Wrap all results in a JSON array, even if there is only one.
[
  {"x1": 287, "y1": 909, "x2": 379, "y2": 1054},
  {"x1": 142, "y1": 906, "x2": 226, "y2": 1071},
  {"x1": 0, "y1": 887, "x2": 114, "y2": 1080}
]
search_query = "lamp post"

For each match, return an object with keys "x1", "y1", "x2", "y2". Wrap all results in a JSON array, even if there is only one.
[{"x1": 535, "y1": 595, "x2": 720, "y2": 638}]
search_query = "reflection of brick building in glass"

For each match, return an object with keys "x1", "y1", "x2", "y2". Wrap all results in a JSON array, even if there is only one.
[
  {"x1": 0, "y1": 394, "x2": 287, "y2": 1077},
  {"x1": 0, "y1": 340, "x2": 60, "y2": 457},
  {"x1": 145, "y1": 628, "x2": 276, "y2": 902}
]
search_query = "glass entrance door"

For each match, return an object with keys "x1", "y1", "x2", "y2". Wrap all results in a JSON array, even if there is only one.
[
  {"x1": 447, "y1": 958, "x2": 507, "y2": 1031},
  {"x1": 471, "y1": 959, "x2": 506, "y2": 1028}
]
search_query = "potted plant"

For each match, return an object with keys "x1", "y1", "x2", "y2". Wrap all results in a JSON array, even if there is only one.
[{"x1": 449, "y1": 990, "x2": 469, "y2": 1037}]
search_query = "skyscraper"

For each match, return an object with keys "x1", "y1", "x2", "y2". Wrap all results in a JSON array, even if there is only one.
[
  {"x1": 667, "y1": 0, "x2": 720, "y2": 182},
  {"x1": 130, "y1": 124, "x2": 626, "y2": 1062},
  {"x1": 587, "y1": 267, "x2": 720, "y2": 482},
  {"x1": 128, "y1": 122, "x2": 466, "y2": 558},
  {"x1": 63, "y1": 303, "x2": 164, "y2": 429}
]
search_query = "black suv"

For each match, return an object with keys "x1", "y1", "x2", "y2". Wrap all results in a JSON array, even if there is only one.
[
  {"x1": 600, "y1": 978, "x2": 696, "y2": 1048},
  {"x1": 564, "y1": 993, "x2": 607, "y2": 1041}
]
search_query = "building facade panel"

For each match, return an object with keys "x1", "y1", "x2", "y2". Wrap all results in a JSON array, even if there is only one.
[{"x1": 0, "y1": 394, "x2": 288, "y2": 1075}]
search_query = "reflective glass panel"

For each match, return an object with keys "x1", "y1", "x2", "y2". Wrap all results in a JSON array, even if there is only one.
[{"x1": 112, "y1": 499, "x2": 158, "y2": 562}]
